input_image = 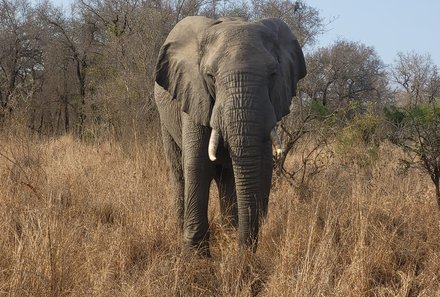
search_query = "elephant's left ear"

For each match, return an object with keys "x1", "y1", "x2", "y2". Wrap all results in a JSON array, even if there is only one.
[
  {"x1": 155, "y1": 16, "x2": 221, "y2": 126},
  {"x1": 259, "y1": 18, "x2": 307, "y2": 120}
]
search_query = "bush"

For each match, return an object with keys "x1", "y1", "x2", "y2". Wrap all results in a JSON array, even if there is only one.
[
  {"x1": 335, "y1": 112, "x2": 382, "y2": 167},
  {"x1": 385, "y1": 102, "x2": 440, "y2": 208}
]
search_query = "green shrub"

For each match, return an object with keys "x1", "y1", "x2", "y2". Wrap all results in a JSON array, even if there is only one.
[
  {"x1": 385, "y1": 101, "x2": 440, "y2": 208},
  {"x1": 335, "y1": 112, "x2": 383, "y2": 167}
]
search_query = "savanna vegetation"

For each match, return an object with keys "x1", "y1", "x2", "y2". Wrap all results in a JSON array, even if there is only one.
[{"x1": 1, "y1": 0, "x2": 439, "y2": 296}]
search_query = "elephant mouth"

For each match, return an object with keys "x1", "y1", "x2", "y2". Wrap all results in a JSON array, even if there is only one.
[{"x1": 208, "y1": 127, "x2": 283, "y2": 161}]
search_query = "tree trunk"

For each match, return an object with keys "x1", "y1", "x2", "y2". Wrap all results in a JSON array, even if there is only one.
[
  {"x1": 435, "y1": 181, "x2": 440, "y2": 210},
  {"x1": 64, "y1": 97, "x2": 70, "y2": 133},
  {"x1": 75, "y1": 56, "x2": 87, "y2": 136}
]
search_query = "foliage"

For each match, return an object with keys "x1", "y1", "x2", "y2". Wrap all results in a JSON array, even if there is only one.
[
  {"x1": 308, "y1": 99, "x2": 333, "y2": 118},
  {"x1": 385, "y1": 102, "x2": 440, "y2": 208},
  {"x1": 392, "y1": 52, "x2": 440, "y2": 105},
  {"x1": 251, "y1": 0, "x2": 326, "y2": 47},
  {"x1": 301, "y1": 40, "x2": 388, "y2": 108},
  {"x1": 0, "y1": 0, "x2": 327, "y2": 139},
  {"x1": 335, "y1": 110, "x2": 382, "y2": 168},
  {"x1": 275, "y1": 98, "x2": 388, "y2": 186},
  {"x1": 274, "y1": 99, "x2": 335, "y2": 187}
]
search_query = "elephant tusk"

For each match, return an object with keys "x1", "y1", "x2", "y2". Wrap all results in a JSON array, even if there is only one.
[
  {"x1": 208, "y1": 129, "x2": 220, "y2": 161},
  {"x1": 270, "y1": 127, "x2": 284, "y2": 157}
]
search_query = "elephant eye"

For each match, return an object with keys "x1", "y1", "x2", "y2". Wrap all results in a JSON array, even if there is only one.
[
  {"x1": 268, "y1": 63, "x2": 278, "y2": 77},
  {"x1": 205, "y1": 73, "x2": 216, "y2": 99},
  {"x1": 207, "y1": 74, "x2": 216, "y2": 83}
]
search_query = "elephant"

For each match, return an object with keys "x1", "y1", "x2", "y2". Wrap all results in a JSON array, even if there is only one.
[{"x1": 154, "y1": 16, "x2": 306, "y2": 255}]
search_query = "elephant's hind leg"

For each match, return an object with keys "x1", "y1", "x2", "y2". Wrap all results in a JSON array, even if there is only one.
[
  {"x1": 161, "y1": 124, "x2": 184, "y2": 230},
  {"x1": 215, "y1": 166, "x2": 238, "y2": 229}
]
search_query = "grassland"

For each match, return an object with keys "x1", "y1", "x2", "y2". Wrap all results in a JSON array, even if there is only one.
[{"x1": 0, "y1": 130, "x2": 439, "y2": 296}]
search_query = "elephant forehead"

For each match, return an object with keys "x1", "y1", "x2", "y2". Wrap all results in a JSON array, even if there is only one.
[
  {"x1": 201, "y1": 24, "x2": 277, "y2": 67},
  {"x1": 207, "y1": 22, "x2": 274, "y2": 45}
]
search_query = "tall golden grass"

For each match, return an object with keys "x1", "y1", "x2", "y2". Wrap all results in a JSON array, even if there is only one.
[{"x1": 0, "y1": 130, "x2": 439, "y2": 296}]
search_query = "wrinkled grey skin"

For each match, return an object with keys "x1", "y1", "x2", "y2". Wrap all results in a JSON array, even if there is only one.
[{"x1": 154, "y1": 16, "x2": 306, "y2": 255}]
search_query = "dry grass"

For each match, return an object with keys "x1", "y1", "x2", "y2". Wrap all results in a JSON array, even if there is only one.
[{"x1": 0, "y1": 131, "x2": 439, "y2": 296}]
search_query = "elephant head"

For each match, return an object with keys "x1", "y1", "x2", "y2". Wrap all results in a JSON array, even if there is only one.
[{"x1": 155, "y1": 16, "x2": 306, "y2": 250}]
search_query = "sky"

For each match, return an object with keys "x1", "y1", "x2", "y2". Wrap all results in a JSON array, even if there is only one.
[
  {"x1": 307, "y1": 0, "x2": 440, "y2": 66},
  {"x1": 50, "y1": 0, "x2": 440, "y2": 66}
]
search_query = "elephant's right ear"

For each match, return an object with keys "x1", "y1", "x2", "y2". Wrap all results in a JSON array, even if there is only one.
[{"x1": 155, "y1": 16, "x2": 220, "y2": 126}]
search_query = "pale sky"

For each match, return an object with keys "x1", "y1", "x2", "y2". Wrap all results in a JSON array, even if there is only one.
[
  {"x1": 307, "y1": 0, "x2": 440, "y2": 65},
  {"x1": 50, "y1": 0, "x2": 440, "y2": 66}
]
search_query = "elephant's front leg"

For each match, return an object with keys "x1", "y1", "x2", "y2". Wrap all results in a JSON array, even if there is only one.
[
  {"x1": 160, "y1": 124, "x2": 184, "y2": 230},
  {"x1": 182, "y1": 113, "x2": 215, "y2": 256}
]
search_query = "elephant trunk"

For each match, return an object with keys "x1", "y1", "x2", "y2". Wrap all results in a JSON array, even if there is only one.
[
  {"x1": 219, "y1": 73, "x2": 273, "y2": 250},
  {"x1": 227, "y1": 123, "x2": 263, "y2": 250},
  {"x1": 227, "y1": 122, "x2": 273, "y2": 251}
]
